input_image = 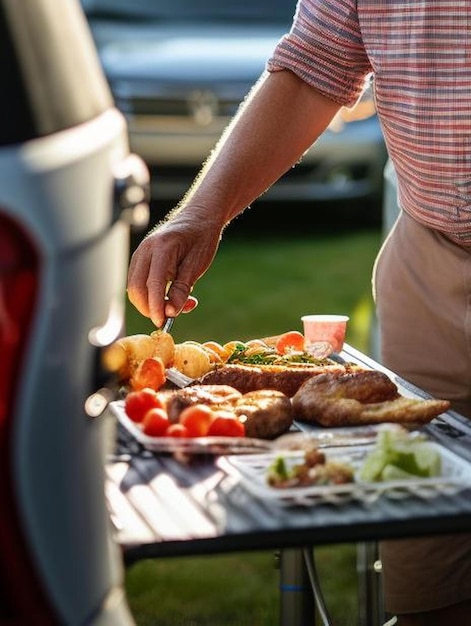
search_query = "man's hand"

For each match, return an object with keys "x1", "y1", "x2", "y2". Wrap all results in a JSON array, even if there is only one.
[{"x1": 127, "y1": 210, "x2": 222, "y2": 328}]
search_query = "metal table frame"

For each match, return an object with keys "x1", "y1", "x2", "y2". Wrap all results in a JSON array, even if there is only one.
[{"x1": 106, "y1": 345, "x2": 471, "y2": 625}]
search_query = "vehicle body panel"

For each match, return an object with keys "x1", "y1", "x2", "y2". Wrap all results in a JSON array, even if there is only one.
[{"x1": 0, "y1": 1, "x2": 142, "y2": 623}]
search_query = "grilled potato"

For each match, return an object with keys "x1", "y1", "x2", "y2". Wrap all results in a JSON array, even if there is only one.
[
  {"x1": 103, "y1": 331, "x2": 175, "y2": 381},
  {"x1": 150, "y1": 330, "x2": 175, "y2": 367},
  {"x1": 173, "y1": 342, "x2": 212, "y2": 379}
]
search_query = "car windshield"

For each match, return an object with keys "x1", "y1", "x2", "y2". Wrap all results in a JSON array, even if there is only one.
[{"x1": 81, "y1": 0, "x2": 297, "y2": 22}]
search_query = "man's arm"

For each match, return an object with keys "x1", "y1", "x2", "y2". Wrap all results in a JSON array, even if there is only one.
[
  {"x1": 127, "y1": 69, "x2": 341, "y2": 327},
  {"x1": 182, "y1": 69, "x2": 342, "y2": 223}
]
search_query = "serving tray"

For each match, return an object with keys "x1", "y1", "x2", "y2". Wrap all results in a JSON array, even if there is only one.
[
  {"x1": 217, "y1": 444, "x2": 471, "y2": 506},
  {"x1": 109, "y1": 400, "x2": 273, "y2": 455},
  {"x1": 109, "y1": 400, "x2": 401, "y2": 456}
]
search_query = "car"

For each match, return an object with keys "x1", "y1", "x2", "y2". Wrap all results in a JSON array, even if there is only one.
[
  {"x1": 0, "y1": 0, "x2": 148, "y2": 623},
  {"x1": 81, "y1": 0, "x2": 388, "y2": 216}
]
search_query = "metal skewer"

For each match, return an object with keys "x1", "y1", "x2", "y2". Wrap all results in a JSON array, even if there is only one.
[{"x1": 162, "y1": 317, "x2": 174, "y2": 333}]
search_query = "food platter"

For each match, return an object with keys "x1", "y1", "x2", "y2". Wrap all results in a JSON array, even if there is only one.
[
  {"x1": 109, "y1": 400, "x2": 272, "y2": 455},
  {"x1": 217, "y1": 444, "x2": 471, "y2": 506},
  {"x1": 110, "y1": 400, "x2": 401, "y2": 456}
]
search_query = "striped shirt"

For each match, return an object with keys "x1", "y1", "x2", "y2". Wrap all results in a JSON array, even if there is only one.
[{"x1": 267, "y1": 0, "x2": 471, "y2": 245}]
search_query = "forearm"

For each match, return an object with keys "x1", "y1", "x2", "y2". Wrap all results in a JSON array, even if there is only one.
[
  {"x1": 173, "y1": 69, "x2": 341, "y2": 227},
  {"x1": 127, "y1": 69, "x2": 342, "y2": 327}
]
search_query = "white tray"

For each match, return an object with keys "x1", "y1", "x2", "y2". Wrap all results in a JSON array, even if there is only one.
[
  {"x1": 217, "y1": 444, "x2": 471, "y2": 506},
  {"x1": 110, "y1": 400, "x2": 395, "y2": 456},
  {"x1": 109, "y1": 400, "x2": 272, "y2": 455}
]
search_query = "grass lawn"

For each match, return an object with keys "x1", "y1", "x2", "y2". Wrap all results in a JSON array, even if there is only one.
[
  {"x1": 126, "y1": 228, "x2": 381, "y2": 351},
  {"x1": 124, "y1": 225, "x2": 383, "y2": 626}
]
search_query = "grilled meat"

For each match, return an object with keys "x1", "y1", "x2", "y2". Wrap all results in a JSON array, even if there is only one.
[
  {"x1": 296, "y1": 370, "x2": 399, "y2": 404},
  {"x1": 195, "y1": 362, "x2": 350, "y2": 397},
  {"x1": 292, "y1": 370, "x2": 450, "y2": 427},
  {"x1": 162, "y1": 384, "x2": 293, "y2": 439},
  {"x1": 234, "y1": 390, "x2": 293, "y2": 439},
  {"x1": 164, "y1": 385, "x2": 242, "y2": 422}
]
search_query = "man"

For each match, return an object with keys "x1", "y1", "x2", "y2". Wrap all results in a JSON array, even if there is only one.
[{"x1": 127, "y1": 2, "x2": 471, "y2": 623}]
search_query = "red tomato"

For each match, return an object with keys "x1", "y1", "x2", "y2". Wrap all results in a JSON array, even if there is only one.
[
  {"x1": 276, "y1": 331, "x2": 306, "y2": 355},
  {"x1": 179, "y1": 404, "x2": 214, "y2": 437},
  {"x1": 207, "y1": 414, "x2": 245, "y2": 438},
  {"x1": 165, "y1": 423, "x2": 189, "y2": 438},
  {"x1": 130, "y1": 357, "x2": 166, "y2": 391},
  {"x1": 124, "y1": 388, "x2": 165, "y2": 423},
  {"x1": 142, "y1": 407, "x2": 170, "y2": 437}
]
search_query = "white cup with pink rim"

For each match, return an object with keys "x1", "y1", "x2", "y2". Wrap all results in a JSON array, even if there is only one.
[{"x1": 301, "y1": 314, "x2": 349, "y2": 356}]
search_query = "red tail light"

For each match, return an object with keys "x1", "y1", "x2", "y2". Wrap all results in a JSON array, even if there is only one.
[{"x1": 0, "y1": 212, "x2": 58, "y2": 624}]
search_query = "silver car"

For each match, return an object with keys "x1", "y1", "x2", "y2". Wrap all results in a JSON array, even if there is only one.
[
  {"x1": 0, "y1": 0, "x2": 147, "y2": 623},
  {"x1": 82, "y1": 0, "x2": 388, "y2": 209}
]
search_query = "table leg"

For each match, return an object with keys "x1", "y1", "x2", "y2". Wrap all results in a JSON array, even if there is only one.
[
  {"x1": 356, "y1": 542, "x2": 385, "y2": 626},
  {"x1": 278, "y1": 548, "x2": 316, "y2": 626}
]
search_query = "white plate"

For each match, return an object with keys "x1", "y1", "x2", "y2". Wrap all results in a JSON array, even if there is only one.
[
  {"x1": 110, "y1": 400, "x2": 397, "y2": 456},
  {"x1": 217, "y1": 444, "x2": 471, "y2": 506},
  {"x1": 109, "y1": 400, "x2": 272, "y2": 455}
]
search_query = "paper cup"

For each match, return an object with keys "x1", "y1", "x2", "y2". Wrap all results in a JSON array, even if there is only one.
[{"x1": 301, "y1": 314, "x2": 349, "y2": 354}]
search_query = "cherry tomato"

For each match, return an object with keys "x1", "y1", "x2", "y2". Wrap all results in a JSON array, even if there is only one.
[
  {"x1": 179, "y1": 404, "x2": 214, "y2": 437},
  {"x1": 124, "y1": 388, "x2": 165, "y2": 423},
  {"x1": 142, "y1": 407, "x2": 170, "y2": 437},
  {"x1": 165, "y1": 423, "x2": 189, "y2": 438},
  {"x1": 276, "y1": 331, "x2": 306, "y2": 355},
  {"x1": 207, "y1": 414, "x2": 245, "y2": 438},
  {"x1": 130, "y1": 357, "x2": 166, "y2": 391}
]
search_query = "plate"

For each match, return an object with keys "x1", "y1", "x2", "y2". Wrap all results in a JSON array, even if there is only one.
[
  {"x1": 110, "y1": 400, "x2": 397, "y2": 456},
  {"x1": 109, "y1": 400, "x2": 272, "y2": 455},
  {"x1": 217, "y1": 444, "x2": 471, "y2": 506},
  {"x1": 110, "y1": 400, "x2": 440, "y2": 457}
]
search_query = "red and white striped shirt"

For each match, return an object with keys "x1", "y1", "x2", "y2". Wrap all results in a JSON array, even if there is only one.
[{"x1": 268, "y1": 0, "x2": 471, "y2": 245}]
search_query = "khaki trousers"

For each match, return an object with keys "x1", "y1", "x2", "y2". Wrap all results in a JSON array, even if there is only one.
[{"x1": 372, "y1": 210, "x2": 471, "y2": 614}]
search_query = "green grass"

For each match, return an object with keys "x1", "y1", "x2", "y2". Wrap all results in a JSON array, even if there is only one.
[
  {"x1": 125, "y1": 547, "x2": 359, "y2": 626},
  {"x1": 124, "y1": 226, "x2": 382, "y2": 626}
]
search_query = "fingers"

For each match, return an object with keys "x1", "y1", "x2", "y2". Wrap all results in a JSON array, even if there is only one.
[
  {"x1": 126, "y1": 221, "x2": 209, "y2": 327},
  {"x1": 162, "y1": 280, "x2": 197, "y2": 320},
  {"x1": 127, "y1": 246, "x2": 156, "y2": 319},
  {"x1": 127, "y1": 240, "x2": 169, "y2": 326},
  {"x1": 128, "y1": 277, "x2": 198, "y2": 327},
  {"x1": 171, "y1": 280, "x2": 193, "y2": 295}
]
